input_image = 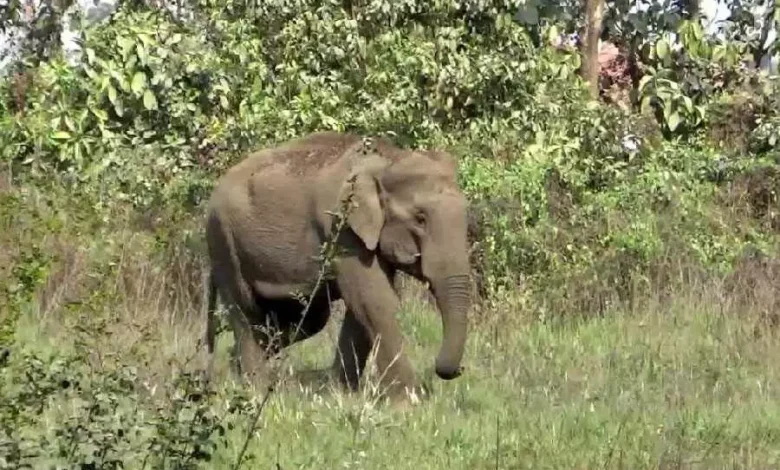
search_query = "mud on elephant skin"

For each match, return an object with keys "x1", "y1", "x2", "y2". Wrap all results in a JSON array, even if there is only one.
[{"x1": 203, "y1": 131, "x2": 473, "y2": 399}]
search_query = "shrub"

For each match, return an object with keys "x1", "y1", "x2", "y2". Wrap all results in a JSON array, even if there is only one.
[
  {"x1": 706, "y1": 74, "x2": 780, "y2": 156},
  {"x1": 1, "y1": 0, "x2": 778, "y2": 305}
]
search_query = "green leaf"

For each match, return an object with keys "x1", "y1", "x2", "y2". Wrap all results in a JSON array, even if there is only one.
[
  {"x1": 638, "y1": 75, "x2": 652, "y2": 91},
  {"x1": 656, "y1": 38, "x2": 670, "y2": 60},
  {"x1": 91, "y1": 108, "x2": 109, "y2": 122},
  {"x1": 114, "y1": 99, "x2": 124, "y2": 117},
  {"x1": 713, "y1": 45, "x2": 726, "y2": 62},
  {"x1": 682, "y1": 95, "x2": 694, "y2": 114},
  {"x1": 118, "y1": 36, "x2": 134, "y2": 58},
  {"x1": 640, "y1": 95, "x2": 653, "y2": 113},
  {"x1": 52, "y1": 131, "x2": 71, "y2": 140},
  {"x1": 547, "y1": 24, "x2": 559, "y2": 43},
  {"x1": 131, "y1": 72, "x2": 146, "y2": 94},
  {"x1": 107, "y1": 85, "x2": 117, "y2": 105},
  {"x1": 136, "y1": 43, "x2": 148, "y2": 65},
  {"x1": 143, "y1": 90, "x2": 158, "y2": 110},
  {"x1": 137, "y1": 33, "x2": 154, "y2": 46},
  {"x1": 667, "y1": 111, "x2": 681, "y2": 132}
]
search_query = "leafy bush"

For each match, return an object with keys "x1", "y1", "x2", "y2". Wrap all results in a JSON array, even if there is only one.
[
  {"x1": 1, "y1": 0, "x2": 778, "y2": 304},
  {"x1": 705, "y1": 74, "x2": 780, "y2": 156},
  {"x1": 0, "y1": 182, "x2": 262, "y2": 469}
]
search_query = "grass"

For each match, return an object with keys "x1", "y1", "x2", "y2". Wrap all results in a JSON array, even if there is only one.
[
  {"x1": 209, "y1": 287, "x2": 780, "y2": 470},
  {"x1": 9, "y1": 275, "x2": 780, "y2": 468},
  {"x1": 3, "y1": 182, "x2": 780, "y2": 469}
]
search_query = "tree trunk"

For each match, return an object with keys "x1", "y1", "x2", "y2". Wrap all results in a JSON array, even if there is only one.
[
  {"x1": 753, "y1": 0, "x2": 776, "y2": 69},
  {"x1": 579, "y1": 0, "x2": 606, "y2": 99}
]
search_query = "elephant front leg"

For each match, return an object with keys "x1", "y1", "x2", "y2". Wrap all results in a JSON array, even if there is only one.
[
  {"x1": 332, "y1": 255, "x2": 421, "y2": 400},
  {"x1": 332, "y1": 308, "x2": 372, "y2": 391}
]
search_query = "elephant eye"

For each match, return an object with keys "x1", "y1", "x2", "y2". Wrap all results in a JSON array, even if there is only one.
[{"x1": 414, "y1": 211, "x2": 427, "y2": 227}]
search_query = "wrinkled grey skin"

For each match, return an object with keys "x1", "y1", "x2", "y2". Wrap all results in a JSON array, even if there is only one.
[{"x1": 204, "y1": 132, "x2": 472, "y2": 398}]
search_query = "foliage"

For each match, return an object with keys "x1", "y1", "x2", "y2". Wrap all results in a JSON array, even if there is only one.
[
  {"x1": 1, "y1": 0, "x2": 778, "y2": 301},
  {"x1": 0, "y1": 343, "x2": 251, "y2": 468},
  {"x1": 0, "y1": 184, "x2": 257, "y2": 469},
  {"x1": 634, "y1": 19, "x2": 746, "y2": 135},
  {"x1": 706, "y1": 73, "x2": 780, "y2": 155}
]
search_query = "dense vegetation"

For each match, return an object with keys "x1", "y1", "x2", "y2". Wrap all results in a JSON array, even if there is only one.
[{"x1": 1, "y1": 0, "x2": 779, "y2": 467}]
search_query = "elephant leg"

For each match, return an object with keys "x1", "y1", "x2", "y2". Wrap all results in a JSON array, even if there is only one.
[
  {"x1": 333, "y1": 253, "x2": 420, "y2": 399},
  {"x1": 211, "y1": 264, "x2": 271, "y2": 384},
  {"x1": 225, "y1": 302, "x2": 270, "y2": 382},
  {"x1": 332, "y1": 308, "x2": 373, "y2": 391}
]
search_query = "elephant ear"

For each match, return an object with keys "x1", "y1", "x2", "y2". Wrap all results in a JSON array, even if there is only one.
[{"x1": 338, "y1": 156, "x2": 387, "y2": 251}]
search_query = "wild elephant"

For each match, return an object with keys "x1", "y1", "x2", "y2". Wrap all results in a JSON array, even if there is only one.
[{"x1": 204, "y1": 131, "x2": 472, "y2": 398}]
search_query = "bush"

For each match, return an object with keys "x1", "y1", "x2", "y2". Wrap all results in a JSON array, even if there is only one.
[
  {"x1": 706, "y1": 74, "x2": 780, "y2": 156},
  {"x1": 1, "y1": 0, "x2": 778, "y2": 305}
]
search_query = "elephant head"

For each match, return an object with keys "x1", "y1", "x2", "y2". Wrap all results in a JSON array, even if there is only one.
[{"x1": 338, "y1": 144, "x2": 471, "y2": 380}]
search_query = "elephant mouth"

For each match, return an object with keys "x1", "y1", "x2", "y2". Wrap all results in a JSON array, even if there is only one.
[{"x1": 396, "y1": 258, "x2": 423, "y2": 279}]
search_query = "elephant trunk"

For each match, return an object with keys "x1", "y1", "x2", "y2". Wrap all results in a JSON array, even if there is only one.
[{"x1": 430, "y1": 273, "x2": 471, "y2": 380}]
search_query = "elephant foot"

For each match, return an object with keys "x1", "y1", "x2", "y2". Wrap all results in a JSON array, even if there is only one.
[
  {"x1": 382, "y1": 380, "x2": 429, "y2": 410},
  {"x1": 229, "y1": 346, "x2": 275, "y2": 389},
  {"x1": 329, "y1": 362, "x2": 424, "y2": 400}
]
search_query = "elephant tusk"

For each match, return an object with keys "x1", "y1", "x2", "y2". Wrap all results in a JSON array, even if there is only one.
[{"x1": 413, "y1": 253, "x2": 421, "y2": 258}]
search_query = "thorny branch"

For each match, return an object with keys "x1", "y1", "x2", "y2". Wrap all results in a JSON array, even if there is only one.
[{"x1": 230, "y1": 148, "x2": 366, "y2": 469}]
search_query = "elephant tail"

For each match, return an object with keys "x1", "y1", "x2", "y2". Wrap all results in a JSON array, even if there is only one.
[{"x1": 205, "y1": 269, "x2": 218, "y2": 356}]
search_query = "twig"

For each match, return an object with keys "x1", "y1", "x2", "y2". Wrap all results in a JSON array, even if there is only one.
[
  {"x1": 494, "y1": 414, "x2": 500, "y2": 470},
  {"x1": 230, "y1": 173, "x2": 359, "y2": 470}
]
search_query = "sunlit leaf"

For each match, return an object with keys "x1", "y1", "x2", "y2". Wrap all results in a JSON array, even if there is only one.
[
  {"x1": 51, "y1": 131, "x2": 71, "y2": 140},
  {"x1": 667, "y1": 111, "x2": 681, "y2": 132},
  {"x1": 107, "y1": 85, "x2": 117, "y2": 105},
  {"x1": 143, "y1": 90, "x2": 158, "y2": 110},
  {"x1": 131, "y1": 72, "x2": 146, "y2": 94},
  {"x1": 656, "y1": 38, "x2": 670, "y2": 60}
]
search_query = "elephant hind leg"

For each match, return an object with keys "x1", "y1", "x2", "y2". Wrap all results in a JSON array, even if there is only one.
[
  {"x1": 208, "y1": 264, "x2": 271, "y2": 383},
  {"x1": 221, "y1": 303, "x2": 265, "y2": 381}
]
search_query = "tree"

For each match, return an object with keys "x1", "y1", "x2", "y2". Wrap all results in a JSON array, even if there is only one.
[
  {"x1": 579, "y1": 0, "x2": 606, "y2": 98},
  {"x1": 752, "y1": 0, "x2": 776, "y2": 68}
]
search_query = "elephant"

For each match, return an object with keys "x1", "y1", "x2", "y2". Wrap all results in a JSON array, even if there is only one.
[{"x1": 203, "y1": 131, "x2": 472, "y2": 399}]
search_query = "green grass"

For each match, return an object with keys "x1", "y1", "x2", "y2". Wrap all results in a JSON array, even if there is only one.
[
  {"x1": 201, "y1": 291, "x2": 780, "y2": 469},
  {"x1": 10, "y1": 279, "x2": 780, "y2": 469}
]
